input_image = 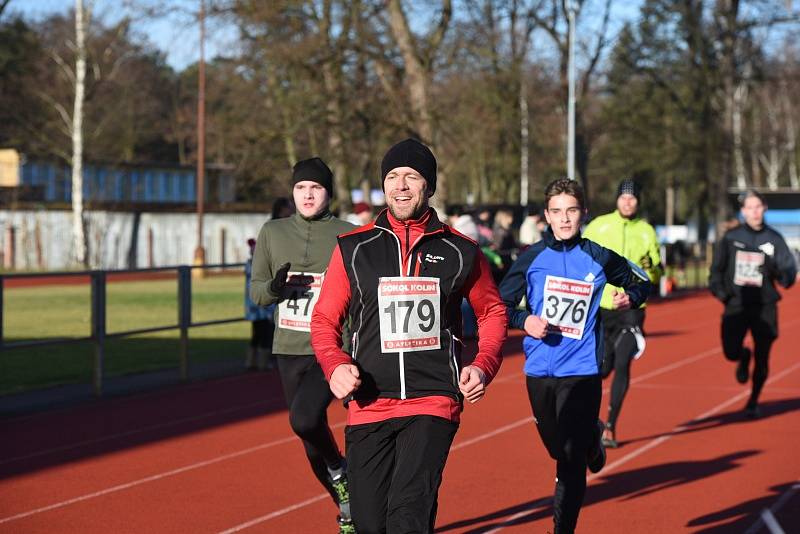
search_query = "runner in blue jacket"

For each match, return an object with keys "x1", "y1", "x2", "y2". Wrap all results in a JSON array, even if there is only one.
[{"x1": 499, "y1": 178, "x2": 651, "y2": 534}]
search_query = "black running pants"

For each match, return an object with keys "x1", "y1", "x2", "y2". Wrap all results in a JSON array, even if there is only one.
[
  {"x1": 600, "y1": 308, "x2": 645, "y2": 430},
  {"x1": 276, "y1": 354, "x2": 343, "y2": 504},
  {"x1": 345, "y1": 415, "x2": 458, "y2": 534},
  {"x1": 721, "y1": 304, "x2": 778, "y2": 405},
  {"x1": 527, "y1": 374, "x2": 602, "y2": 534}
]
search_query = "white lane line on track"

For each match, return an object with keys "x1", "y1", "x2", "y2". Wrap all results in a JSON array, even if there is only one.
[
  {"x1": 213, "y1": 344, "x2": 735, "y2": 533},
  {"x1": 0, "y1": 395, "x2": 288, "y2": 466},
  {"x1": 481, "y1": 360, "x2": 800, "y2": 533},
  {"x1": 744, "y1": 482, "x2": 799, "y2": 534},
  {"x1": 5, "y1": 316, "x2": 798, "y2": 530},
  {"x1": 0, "y1": 342, "x2": 725, "y2": 528},
  {"x1": 0, "y1": 430, "x2": 314, "y2": 525},
  {"x1": 216, "y1": 494, "x2": 330, "y2": 534}
]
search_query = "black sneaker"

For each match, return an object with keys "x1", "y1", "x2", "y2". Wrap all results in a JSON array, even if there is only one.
[
  {"x1": 744, "y1": 402, "x2": 761, "y2": 419},
  {"x1": 736, "y1": 347, "x2": 751, "y2": 384},
  {"x1": 601, "y1": 423, "x2": 618, "y2": 449},
  {"x1": 337, "y1": 515, "x2": 356, "y2": 534},
  {"x1": 587, "y1": 420, "x2": 607, "y2": 473}
]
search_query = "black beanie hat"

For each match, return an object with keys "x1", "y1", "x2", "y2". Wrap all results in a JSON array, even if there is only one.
[
  {"x1": 292, "y1": 157, "x2": 333, "y2": 198},
  {"x1": 617, "y1": 179, "x2": 642, "y2": 201},
  {"x1": 381, "y1": 138, "x2": 437, "y2": 195}
]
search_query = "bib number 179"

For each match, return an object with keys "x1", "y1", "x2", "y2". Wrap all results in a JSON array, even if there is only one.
[{"x1": 383, "y1": 299, "x2": 436, "y2": 334}]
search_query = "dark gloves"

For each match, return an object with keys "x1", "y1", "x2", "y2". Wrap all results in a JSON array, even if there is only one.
[
  {"x1": 758, "y1": 254, "x2": 778, "y2": 279},
  {"x1": 270, "y1": 262, "x2": 291, "y2": 294}
]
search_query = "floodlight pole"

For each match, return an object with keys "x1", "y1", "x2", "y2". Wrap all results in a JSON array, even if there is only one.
[
  {"x1": 194, "y1": 0, "x2": 207, "y2": 275},
  {"x1": 566, "y1": 0, "x2": 577, "y2": 181}
]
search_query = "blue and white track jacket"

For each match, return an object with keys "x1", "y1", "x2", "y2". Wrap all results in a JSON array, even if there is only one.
[{"x1": 499, "y1": 228, "x2": 651, "y2": 378}]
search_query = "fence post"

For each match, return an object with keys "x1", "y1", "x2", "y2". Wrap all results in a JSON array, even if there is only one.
[
  {"x1": 91, "y1": 271, "x2": 106, "y2": 397},
  {"x1": 178, "y1": 266, "x2": 191, "y2": 381}
]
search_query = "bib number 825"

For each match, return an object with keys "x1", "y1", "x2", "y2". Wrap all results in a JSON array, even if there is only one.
[
  {"x1": 383, "y1": 299, "x2": 436, "y2": 333},
  {"x1": 544, "y1": 295, "x2": 587, "y2": 323}
]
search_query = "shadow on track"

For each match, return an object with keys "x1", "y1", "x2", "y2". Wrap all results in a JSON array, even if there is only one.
[
  {"x1": 617, "y1": 397, "x2": 800, "y2": 448},
  {"x1": 435, "y1": 450, "x2": 760, "y2": 532}
]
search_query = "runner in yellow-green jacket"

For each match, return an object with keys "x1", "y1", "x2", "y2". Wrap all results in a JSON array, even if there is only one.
[{"x1": 582, "y1": 179, "x2": 661, "y2": 448}]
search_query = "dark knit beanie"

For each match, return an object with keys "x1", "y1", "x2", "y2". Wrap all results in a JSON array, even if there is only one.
[
  {"x1": 617, "y1": 179, "x2": 642, "y2": 201},
  {"x1": 292, "y1": 157, "x2": 333, "y2": 198},
  {"x1": 380, "y1": 139, "x2": 437, "y2": 195}
]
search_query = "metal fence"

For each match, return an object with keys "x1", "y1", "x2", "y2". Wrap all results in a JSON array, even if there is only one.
[{"x1": 0, "y1": 263, "x2": 246, "y2": 397}]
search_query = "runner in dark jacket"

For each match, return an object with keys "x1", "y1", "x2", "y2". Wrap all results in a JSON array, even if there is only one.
[
  {"x1": 708, "y1": 189, "x2": 797, "y2": 418},
  {"x1": 312, "y1": 139, "x2": 507, "y2": 534}
]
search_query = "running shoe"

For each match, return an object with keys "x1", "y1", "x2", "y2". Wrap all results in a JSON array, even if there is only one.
[
  {"x1": 587, "y1": 420, "x2": 607, "y2": 473},
  {"x1": 337, "y1": 516, "x2": 356, "y2": 534},
  {"x1": 601, "y1": 423, "x2": 619, "y2": 449},
  {"x1": 736, "y1": 347, "x2": 751, "y2": 384},
  {"x1": 744, "y1": 402, "x2": 761, "y2": 419},
  {"x1": 330, "y1": 469, "x2": 351, "y2": 521}
]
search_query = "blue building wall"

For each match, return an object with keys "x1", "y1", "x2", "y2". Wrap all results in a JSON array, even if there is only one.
[{"x1": 18, "y1": 160, "x2": 234, "y2": 204}]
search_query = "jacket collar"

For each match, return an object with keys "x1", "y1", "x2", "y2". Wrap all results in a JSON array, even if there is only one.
[
  {"x1": 543, "y1": 225, "x2": 582, "y2": 250},
  {"x1": 374, "y1": 207, "x2": 446, "y2": 236},
  {"x1": 294, "y1": 209, "x2": 333, "y2": 226}
]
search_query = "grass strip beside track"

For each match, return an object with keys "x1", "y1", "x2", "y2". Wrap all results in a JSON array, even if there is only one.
[{"x1": 1, "y1": 275, "x2": 249, "y2": 395}]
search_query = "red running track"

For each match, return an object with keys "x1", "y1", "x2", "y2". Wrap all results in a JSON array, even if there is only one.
[{"x1": 0, "y1": 288, "x2": 798, "y2": 533}]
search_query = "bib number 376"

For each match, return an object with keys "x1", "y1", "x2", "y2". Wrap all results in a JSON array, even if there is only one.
[
  {"x1": 378, "y1": 276, "x2": 441, "y2": 352},
  {"x1": 541, "y1": 275, "x2": 594, "y2": 340}
]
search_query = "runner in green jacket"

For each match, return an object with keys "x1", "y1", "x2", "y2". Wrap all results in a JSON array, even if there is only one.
[
  {"x1": 250, "y1": 157, "x2": 355, "y2": 533},
  {"x1": 582, "y1": 179, "x2": 661, "y2": 448}
]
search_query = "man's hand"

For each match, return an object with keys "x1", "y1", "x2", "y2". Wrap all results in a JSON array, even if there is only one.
[
  {"x1": 524, "y1": 315, "x2": 549, "y2": 339},
  {"x1": 329, "y1": 363, "x2": 361, "y2": 399},
  {"x1": 459, "y1": 365, "x2": 487, "y2": 403},
  {"x1": 612, "y1": 289, "x2": 631, "y2": 310},
  {"x1": 639, "y1": 254, "x2": 653, "y2": 270},
  {"x1": 270, "y1": 262, "x2": 291, "y2": 294}
]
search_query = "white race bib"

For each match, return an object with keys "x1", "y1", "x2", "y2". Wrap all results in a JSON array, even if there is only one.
[
  {"x1": 734, "y1": 251, "x2": 764, "y2": 287},
  {"x1": 377, "y1": 276, "x2": 441, "y2": 353},
  {"x1": 541, "y1": 275, "x2": 594, "y2": 340},
  {"x1": 277, "y1": 272, "x2": 323, "y2": 332}
]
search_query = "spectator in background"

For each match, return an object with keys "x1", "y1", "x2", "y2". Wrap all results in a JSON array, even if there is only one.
[
  {"x1": 245, "y1": 238, "x2": 276, "y2": 370},
  {"x1": 446, "y1": 204, "x2": 479, "y2": 241},
  {"x1": 519, "y1": 203, "x2": 543, "y2": 247},
  {"x1": 492, "y1": 208, "x2": 517, "y2": 253},
  {"x1": 346, "y1": 201, "x2": 373, "y2": 226},
  {"x1": 271, "y1": 196, "x2": 295, "y2": 220},
  {"x1": 475, "y1": 206, "x2": 495, "y2": 246}
]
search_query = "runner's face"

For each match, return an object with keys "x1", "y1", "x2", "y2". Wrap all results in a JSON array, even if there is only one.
[
  {"x1": 293, "y1": 181, "x2": 329, "y2": 218},
  {"x1": 741, "y1": 196, "x2": 765, "y2": 229},
  {"x1": 544, "y1": 193, "x2": 584, "y2": 241},
  {"x1": 617, "y1": 193, "x2": 638, "y2": 219},
  {"x1": 384, "y1": 167, "x2": 429, "y2": 221}
]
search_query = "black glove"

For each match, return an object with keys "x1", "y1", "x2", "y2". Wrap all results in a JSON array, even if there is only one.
[
  {"x1": 758, "y1": 254, "x2": 777, "y2": 279},
  {"x1": 270, "y1": 262, "x2": 291, "y2": 294},
  {"x1": 639, "y1": 254, "x2": 653, "y2": 270}
]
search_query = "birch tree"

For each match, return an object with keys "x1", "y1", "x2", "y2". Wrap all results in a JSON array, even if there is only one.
[{"x1": 72, "y1": 0, "x2": 88, "y2": 266}]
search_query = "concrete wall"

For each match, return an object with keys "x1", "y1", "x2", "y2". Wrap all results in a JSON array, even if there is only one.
[{"x1": 0, "y1": 209, "x2": 270, "y2": 270}]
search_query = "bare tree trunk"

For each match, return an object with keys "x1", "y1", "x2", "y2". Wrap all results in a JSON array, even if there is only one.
[
  {"x1": 72, "y1": 0, "x2": 88, "y2": 266},
  {"x1": 519, "y1": 73, "x2": 529, "y2": 206},
  {"x1": 733, "y1": 78, "x2": 748, "y2": 188},
  {"x1": 386, "y1": 0, "x2": 451, "y2": 211},
  {"x1": 320, "y1": 0, "x2": 350, "y2": 211},
  {"x1": 781, "y1": 79, "x2": 799, "y2": 188}
]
